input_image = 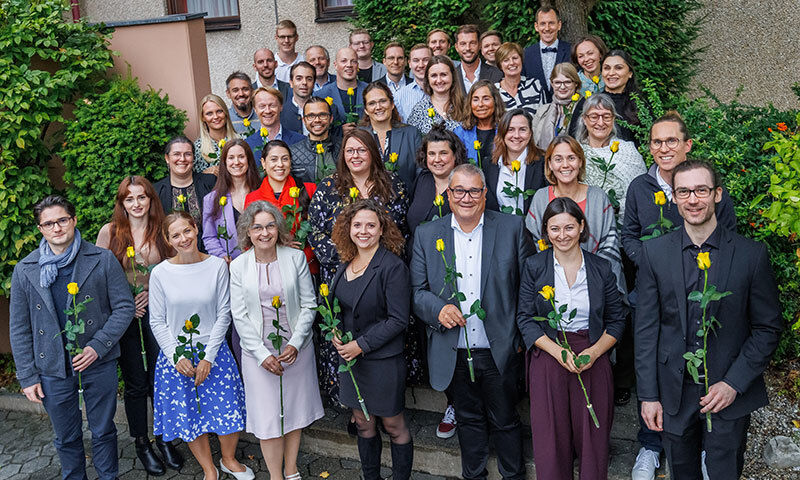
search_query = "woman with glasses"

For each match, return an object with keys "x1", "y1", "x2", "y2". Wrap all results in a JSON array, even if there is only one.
[
  {"x1": 575, "y1": 93, "x2": 646, "y2": 220},
  {"x1": 532, "y1": 63, "x2": 582, "y2": 152},
  {"x1": 494, "y1": 42, "x2": 547, "y2": 115},
  {"x1": 230, "y1": 201, "x2": 324, "y2": 480},
  {"x1": 309, "y1": 128, "x2": 409, "y2": 408},
  {"x1": 453, "y1": 80, "x2": 505, "y2": 167},
  {"x1": 359, "y1": 82, "x2": 422, "y2": 193},
  {"x1": 406, "y1": 55, "x2": 466, "y2": 134}
]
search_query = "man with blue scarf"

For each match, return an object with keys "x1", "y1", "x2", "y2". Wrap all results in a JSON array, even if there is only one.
[{"x1": 10, "y1": 195, "x2": 135, "y2": 480}]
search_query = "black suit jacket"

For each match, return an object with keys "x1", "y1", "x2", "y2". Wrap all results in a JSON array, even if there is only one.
[
  {"x1": 251, "y1": 79, "x2": 291, "y2": 100},
  {"x1": 153, "y1": 173, "x2": 217, "y2": 253},
  {"x1": 280, "y1": 91, "x2": 304, "y2": 135},
  {"x1": 634, "y1": 227, "x2": 782, "y2": 424},
  {"x1": 516, "y1": 249, "x2": 625, "y2": 350},
  {"x1": 521, "y1": 40, "x2": 572, "y2": 103},
  {"x1": 453, "y1": 61, "x2": 504, "y2": 95},
  {"x1": 330, "y1": 246, "x2": 410, "y2": 359},
  {"x1": 484, "y1": 157, "x2": 547, "y2": 214}
]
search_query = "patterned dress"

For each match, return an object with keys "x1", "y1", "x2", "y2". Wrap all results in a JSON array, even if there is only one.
[
  {"x1": 496, "y1": 76, "x2": 547, "y2": 115},
  {"x1": 308, "y1": 172, "x2": 411, "y2": 403},
  {"x1": 406, "y1": 96, "x2": 462, "y2": 134}
]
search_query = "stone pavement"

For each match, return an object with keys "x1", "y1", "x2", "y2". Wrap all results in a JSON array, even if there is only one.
[{"x1": 0, "y1": 409, "x2": 449, "y2": 480}]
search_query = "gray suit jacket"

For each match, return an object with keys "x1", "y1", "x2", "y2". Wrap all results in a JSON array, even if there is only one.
[
  {"x1": 410, "y1": 210, "x2": 535, "y2": 391},
  {"x1": 10, "y1": 242, "x2": 135, "y2": 388},
  {"x1": 453, "y1": 61, "x2": 504, "y2": 95}
]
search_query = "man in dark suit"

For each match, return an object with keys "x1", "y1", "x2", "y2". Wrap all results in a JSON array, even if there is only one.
[
  {"x1": 635, "y1": 159, "x2": 782, "y2": 479},
  {"x1": 280, "y1": 61, "x2": 316, "y2": 136},
  {"x1": 251, "y1": 48, "x2": 291, "y2": 99},
  {"x1": 377, "y1": 42, "x2": 413, "y2": 95},
  {"x1": 244, "y1": 85, "x2": 304, "y2": 159},
  {"x1": 521, "y1": 7, "x2": 571, "y2": 103},
  {"x1": 316, "y1": 47, "x2": 369, "y2": 135},
  {"x1": 453, "y1": 24, "x2": 503, "y2": 95},
  {"x1": 411, "y1": 163, "x2": 534, "y2": 480}
]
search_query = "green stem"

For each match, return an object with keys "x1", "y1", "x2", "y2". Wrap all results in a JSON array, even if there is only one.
[
  {"x1": 701, "y1": 269, "x2": 711, "y2": 432},
  {"x1": 348, "y1": 368, "x2": 370, "y2": 420},
  {"x1": 138, "y1": 317, "x2": 147, "y2": 372},
  {"x1": 441, "y1": 251, "x2": 475, "y2": 382},
  {"x1": 438, "y1": 204, "x2": 442, "y2": 218},
  {"x1": 222, "y1": 210, "x2": 231, "y2": 259},
  {"x1": 190, "y1": 330, "x2": 201, "y2": 414},
  {"x1": 476, "y1": 149, "x2": 481, "y2": 169}
]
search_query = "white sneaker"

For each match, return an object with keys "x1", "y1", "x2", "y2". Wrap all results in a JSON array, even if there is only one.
[
  {"x1": 631, "y1": 447, "x2": 660, "y2": 480},
  {"x1": 436, "y1": 404, "x2": 457, "y2": 439},
  {"x1": 701, "y1": 450, "x2": 709, "y2": 480}
]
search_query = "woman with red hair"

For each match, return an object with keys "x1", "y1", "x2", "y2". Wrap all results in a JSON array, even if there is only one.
[{"x1": 96, "y1": 176, "x2": 183, "y2": 475}]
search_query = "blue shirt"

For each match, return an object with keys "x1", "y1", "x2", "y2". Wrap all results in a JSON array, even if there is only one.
[{"x1": 395, "y1": 81, "x2": 426, "y2": 122}]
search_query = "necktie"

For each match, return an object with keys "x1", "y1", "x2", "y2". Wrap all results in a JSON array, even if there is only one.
[{"x1": 541, "y1": 47, "x2": 557, "y2": 54}]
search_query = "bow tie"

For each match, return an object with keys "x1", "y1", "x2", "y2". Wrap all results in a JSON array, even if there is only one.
[{"x1": 541, "y1": 47, "x2": 557, "y2": 54}]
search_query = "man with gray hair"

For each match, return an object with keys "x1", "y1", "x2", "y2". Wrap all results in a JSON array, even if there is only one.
[
  {"x1": 411, "y1": 164, "x2": 533, "y2": 480},
  {"x1": 305, "y1": 45, "x2": 336, "y2": 91}
]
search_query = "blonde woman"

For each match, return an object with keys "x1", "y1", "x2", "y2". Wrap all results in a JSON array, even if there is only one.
[{"x1": 195, "y1": 94, "x2": 240, "y2": 175}]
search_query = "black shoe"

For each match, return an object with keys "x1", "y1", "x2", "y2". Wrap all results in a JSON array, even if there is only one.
[
  {"x1": 614, "y1": 387, "x2": 631, "y2": 406},
  {"x1": 155, "y1": 435, "x2": 185, "y2": 470},
  {"x1": 347, "y1": 419, "x2": 358, "y2": 437},
  {"x1": 357, "y1": 435, "x2": 383, "y2": 480},
  {"x1": 390, "y1": 441, "x2": 413, "y2": 480},
  {"x1": 135, "y1": 437, "x2": 166, "y2": 476}
]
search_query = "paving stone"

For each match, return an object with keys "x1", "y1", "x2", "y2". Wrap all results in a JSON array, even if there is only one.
[
  {"x1": 12, "y1": 445, "x2": 42, "y2": 463},
  {"x1": 19, "y1": 455, "x2": 52, "y2": 474},
  {"x1": 307, "y1": 456, "x2": 343, "y2": 477},
  {"x1": 0, "y1": 464, "x2": 21, "y2": 480},
  {"x1": 340, "y1": 458, "x2": 361, "y2": 470},
  {"x1": 117, "y1": 456, "x2": 134, "y2": 474}
]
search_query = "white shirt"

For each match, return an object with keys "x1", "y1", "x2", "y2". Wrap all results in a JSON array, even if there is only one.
[
  {"x1": 553, "y1": 251, "x2": 590, "y2": 333},
  {"x1": 460, "y1": 61, "x2": 482, "y2": 93},
  {"x1": 275, "y1": 53, "x2": 304, "y2": 83},
  {"x1": 255, "y1": 77, "x2": 279, "y2": 90},
  {"x1": 292, "y1": 96, "x2": 309, "y2": 136},
  {"x1": 540, "y1": 39, "x2": 559, "y2": 89},
  {"x1": 656, "y1": 166, "x2": 673, "y2": 202},
  {"x1": 451, "y1": 214, "x2": 490, "y2": 349},
  {"x1": 496, "y1": 149, "x2": 529, "y2": 213}
]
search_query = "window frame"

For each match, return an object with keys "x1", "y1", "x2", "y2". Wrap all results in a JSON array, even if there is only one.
[
  {"x1": 166, "y1": 0, "x2": 241, "y2": 31},
  {"x1": 315, "y1": 0, "x2": 354, "y2": 23}
]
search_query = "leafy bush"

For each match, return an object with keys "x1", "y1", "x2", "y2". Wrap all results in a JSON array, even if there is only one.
[
  {"x1": 0, "y1": 0, "x2": 114, "y2": 294},
  {"x1": 61, "y1": 76, "x2": 187, "y2": 240}
]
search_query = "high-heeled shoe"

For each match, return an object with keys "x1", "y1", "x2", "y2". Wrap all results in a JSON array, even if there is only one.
[
  {"x1": 134, "y1": 436, "x2": 166, "y2": 476},
  {"x1": 155, "y1": 435, "x2": 185, "y2": 470},
  {"x1": 220, "y1": 459, "x2": 255, "y2": 480}
]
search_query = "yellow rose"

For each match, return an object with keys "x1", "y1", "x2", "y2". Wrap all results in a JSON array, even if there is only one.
[
  {"x1": 571, "y1": 93, "x2": 580, "y2": 102},
  {"x1": 126, "y1": 246, "x2": 135, "y2": 258},
  {"x1": 184, "y1": 318, "x2": 193, "y2": 330},
  {"x1": 218, "y1": 138, "x2": 226, "y2": 149},
  {"x1": 289, "y1": 186, "x2": 300, "y2": 198},
  {"x1": 610, "y1": 140, "x2": 620, "y2": 153},
  {"x1": 696, "y1": 251, "x2": 711, "y2": 270},
  {"x1": 433, "y1": 194, "x2": 444, "y2": 207},
  {"x1": 319, "y1": 283, "x2": 330, "y2": 298},
  {"x1": 260, "y1": 127, "x2": 269, "y2": 137},
  {"x1": 473, "y1": 140, "x2": 481, "y2": 150},
  {"x1": 349, "y1": 187, "x2": 360, "y2": 200},
  {"x1": 219, "y1": 195, "x2": 227, "y2": 206},
  {"x1": 67, "y1": 282, "x2": 79, "y2": 296},
  {"x1": 272, "y1": 296, "x2": 282, "y2": 309},
  {"x1": 347, "y1": 87, "x2": 355, "y2": 96},
  {"x1": 585, "y1": 90, "x2": 592, "y2": 98},
  {"x1": 592, "y1": 75, "x2": 600, "y2": 84},
  {"x1": 435, "y1": 238, "x2": 445, "y2": 252},
  {"x1": 654, "y1": 191, "x2": 667, "y2": 206},
  {"x1": 537, "y1": 239, "x2": 549, "y2": 251},
  {"x1": 389, "y1": 152, "x2": 398, "y2": 163},
  {"x1": 539, "y1": 285, "x2": 555, "y2": 301},
  {"x1": 177, "y1": 194, "x2": 187, "y2": 204},
  {"x1": 242, "y1": 118, "x2": 250, "y2": 127},
  {"x1": 427, "y1": 108, "x2": 435, "y2": 118},
  {"x1": 324, "y1": 96, "x2": 334, "y2": 106},
  {"x1": 511, "y1": 160, "x2": 521, "y2": 173},
  {"x1": 316, "y1": 143, "x2": 325, "y2": 154}
]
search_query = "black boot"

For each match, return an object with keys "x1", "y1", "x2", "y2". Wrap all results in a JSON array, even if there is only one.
[
  {"x1": 390, "y1": 441, "x2": 413, "y2": 480},
  {"x1": 135, "y1": 437, "x2": 166, "y2": 476},
  {"x1": 357, "y1": 435, "x2": 382, "y2": 480},
  {"x1": 155, "y1": 435, "x2": 185, "y2": 470}
]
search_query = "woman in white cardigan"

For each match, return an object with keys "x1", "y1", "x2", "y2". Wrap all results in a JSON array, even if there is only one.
[{"x1": 230, "y1": 200, "x2": 323, "y2": 480}]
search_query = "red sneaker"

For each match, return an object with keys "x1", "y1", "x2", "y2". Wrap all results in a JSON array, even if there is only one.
[{"x1": 436, "y1": 404, "x2": 457, "y2": 439}]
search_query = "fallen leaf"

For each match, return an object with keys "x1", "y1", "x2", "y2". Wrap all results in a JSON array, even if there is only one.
[
  {"x1": 248, "y1": 455, "x2": 255, "y2": 460},
  {"x1": 320, "y1": 472, "x2": 330, "y2": 479},
  {"x1": 793, "y1": 419, "x2": 800, "y2": 429}
]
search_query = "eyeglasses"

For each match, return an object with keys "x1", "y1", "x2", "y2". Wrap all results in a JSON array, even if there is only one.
[
  {"x1": 650, "y1": 137, "x2": 681, "y2": 149},
  {"x1": 351, "y1": 40, "x2": 371, "y2": 46},
  {"x1": 384, "y1": 56, "x2": 405, "y2": 63},
  {"x1": 169, "y1": 152, "x2": 193, "y2": 160},
  {"x1": 448, "y1": 187, "x2": 485, "y2": 199},
  {"x1": 345, "y1": 147, "x2": 369, "y2": 156},
  {"x1": 305, "y1": 112, "x2": 330, "y2": 121},
  {"x1": 552, "y1": 81, "x2": 574, "y2": 88},
  {"x1": 249, "y1": 223, "x2": 278, "y2": 233},
  {"x1": 39, "y1": 216, "x2": 73, "y2": 230},
  {"x1": 674, "y1": 186, "x2": 714, "y2": 199},
  {"x1": 366, "y1": 98, "x2": 391, "y2": 108},
  {"x1": 585, "y1": 113, "x2": 613, "y2": 123}
]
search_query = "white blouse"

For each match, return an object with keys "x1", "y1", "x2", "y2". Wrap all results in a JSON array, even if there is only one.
[
  {"x1": 553, "y1": 252, "x2": 590, "y2": 333},
  {"x1": 495, "y1": 148, "x2": 529, "y2": 214}
]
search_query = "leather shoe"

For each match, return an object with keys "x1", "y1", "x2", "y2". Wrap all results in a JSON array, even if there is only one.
[
  {"x1": 134, "y1": 437, "x2": 166, "y2": 476},
  {"x1": 155, "y1": 435, "x2": 185, "y2": 470},
  {"x1": 614, "y1": 387, "x2": 631, "y2": 406},
  {"x1": 220, "y1": 460, "x2": 255, "y2": 480}
]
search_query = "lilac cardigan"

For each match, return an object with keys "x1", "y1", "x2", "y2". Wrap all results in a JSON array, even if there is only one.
[{"x1": 202, "y1": 190, "x2": 241, "y2": 259}]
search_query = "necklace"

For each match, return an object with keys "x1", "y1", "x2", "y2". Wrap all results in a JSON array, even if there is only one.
[{"x1": 350, "y1": 261, "x2": 369, "y2": 275}]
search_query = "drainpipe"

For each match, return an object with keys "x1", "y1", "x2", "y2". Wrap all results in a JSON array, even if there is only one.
[{"x1": 71, "y1": 0, "x2": 81, "y2": 22}]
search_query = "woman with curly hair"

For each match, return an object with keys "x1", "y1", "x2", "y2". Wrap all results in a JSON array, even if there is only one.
[{"x1": 328, "y1": 199, "x2": 413, "y2": 480}]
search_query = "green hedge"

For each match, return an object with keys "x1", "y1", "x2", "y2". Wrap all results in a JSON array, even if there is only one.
[{"x1": 61, "y1": 76, "x2": 187, "y2": 241}]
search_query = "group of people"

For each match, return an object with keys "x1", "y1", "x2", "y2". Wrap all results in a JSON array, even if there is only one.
[{"x1": 9, "y1": 7, "x2": 783, "y2": 480}]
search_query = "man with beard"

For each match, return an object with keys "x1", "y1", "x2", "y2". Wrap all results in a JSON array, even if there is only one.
[
  {"x1": 289, "y1": 96, "x2": 341, "y2": 185},
  {"x1": 453, "y1": 25, "x2": 502, "y2": 95},
  {"x1": 252, "y1": 47, "x2": 291, "y2": 99},
  {"x1": 280, "y1": 61, "x2": 317, "y2": 135},
  {"x1": 225, "y1": 71, "x2": 260, "y2": 134}
]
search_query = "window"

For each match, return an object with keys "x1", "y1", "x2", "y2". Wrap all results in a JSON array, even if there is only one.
[
  {"x1": 316, "y1": 0, "x2": 354, "y2": 22},
  {"x1": 167, "y1": 0, "x2": 241, "y2": 31}
]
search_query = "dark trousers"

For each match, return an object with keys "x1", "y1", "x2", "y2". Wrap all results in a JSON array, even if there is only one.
[
  {"x1": 637, "y1": 401, "x2": 663, "y2": 452},
  {"x1": 41, "y1": 359, "x2": 119, "y2": 480},
  {"x1": 118, "y1": 311, "x2": 159, "y2": 438},
  {"x1": 450, "y1": 349, "x2": 524, "y2": 480},
  {"x1": 662, "y1": 380, "x2": 750, "y2": 479},
  {"x1": 529, "y1": 331, "x2": 614, "y2": 480}
]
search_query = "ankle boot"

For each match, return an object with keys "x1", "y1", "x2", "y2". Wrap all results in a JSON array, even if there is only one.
[
  {"x1": 357, "y1": 435, "x2": 383, "y2": 480},
  {"x1": 155, "y1": 435, "x2": 185, "y2": 470},
  {"x1": 390, "y1": 441, "x2": 413, "y2": 480},
  {"x1": 135, "y1": 436, "x2": 166, "y2": 476}
]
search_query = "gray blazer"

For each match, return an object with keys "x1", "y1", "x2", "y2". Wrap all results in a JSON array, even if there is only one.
[
  {"x1": 10, "y1": 242, "x2": 135, "y2": 388},
  {"x1": 410, "y1": 210, "x2": 535, "y2": 391}
]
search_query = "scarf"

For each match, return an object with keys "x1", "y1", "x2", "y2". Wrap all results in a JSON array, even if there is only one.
[{"x1": 38, "y1": 228, "x2": 82, "y2": 288}]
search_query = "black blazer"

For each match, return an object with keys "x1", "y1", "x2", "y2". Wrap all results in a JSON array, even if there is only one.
[
  {"x1": 152, "y1": 173, "x2": 217, "y2": 252},
  {"x1": 483, "y1": 157, "x2": 547, "y2": 214},
  {"x1": 330, "y1": 246, "x2": 410, "y2": 360},
  {"x1": 405, "y1": 170, "x2": 453, "y2": 258},
  {"x1": 453, "y1": 61, "x2": 504, "y2": 95},
  {"x1": 521, "y1": 40, "x2": 572, "y2": 103},
  {"x1": 516, "y1": 249, "x2": 625, "y2": 350},
  {"x1": 251, "y1": 79, "x2": 291, "y2": 100},
  {"x1": 359, "y1": 124, "x2": 422, "y2": 195},
  {"x1": 280, "y1": 90, "x2": 304, "y2": 135},
  {"x1": 635, "y1": 227, "x2": 782, "y2": 422}
]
